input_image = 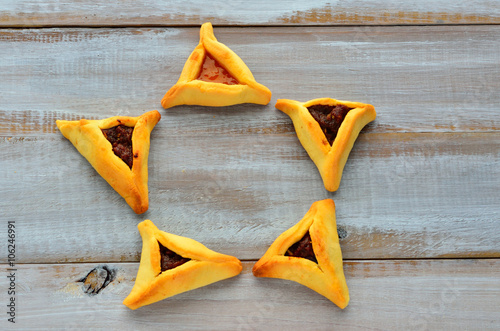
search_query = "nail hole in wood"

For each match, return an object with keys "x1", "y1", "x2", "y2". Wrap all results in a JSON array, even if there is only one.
[{"x1": 337, "y1": 226, "x2": 347, "y2": 239}]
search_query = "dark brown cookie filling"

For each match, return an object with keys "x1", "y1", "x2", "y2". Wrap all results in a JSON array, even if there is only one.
[
  {"x1": 307, "y1": 104, "x2": 353, "y2": 145},
  {"x1": 285, "y1": 231, "x2": 317, "y2": 263},
  {"x1": 197, "y1": 53, "x2": 239, "y2": 85},
  {"x1": 101, "y1": 125, "x2": 134, "y2": 169},
  {"x1": 158, "y1": 241, "x2": 190, "y2": 273}
]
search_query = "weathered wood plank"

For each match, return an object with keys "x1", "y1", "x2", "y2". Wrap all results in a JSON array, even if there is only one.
[
  {"x1": 1, "y1": 131, "x2": 498, "y2": 263},
  {"x1": 0, "y1": 0, "x2": 499, "y2": 27},
  {"x1": 1, "y1": 26, "x2": 498, "y2": 135},
  {"x1": 4, "y1": 259, "x2": 500, "y2": 329}
]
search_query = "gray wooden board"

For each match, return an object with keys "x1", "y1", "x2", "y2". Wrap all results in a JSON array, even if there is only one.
[
  {"x1": 2, "y1": 1, "x2": 500, "y2": 330},
  {"x1": 1, "y1": 26, "x2": 499, "y2": 134},
  {"x1": 1, "y1": 0, "x2": 500, "y2": 26},
  {"x1": 3, "y1": 259, "x2": 499, "y2": 330},
  {"x1": 1, "y1": 131, "x2": 498, "y2": 263},
  {"x1": 0, "y1": 25, "x2": 499, "y2": 263}
]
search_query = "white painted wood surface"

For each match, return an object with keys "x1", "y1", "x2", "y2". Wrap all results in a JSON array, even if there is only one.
[
  {"x1": 1, "y1": 132, "x2": 498, "y2": 262},
  {"x1": 0, "y1": 0, "x2": 499, "y2": 26},
  {"x1": 1, "y1": 26, "x2": 499, "y2": 133},
  {"x1": 0, "y1": 2, "x2": 499, "y2": 329},
  {"x1": 0, "y1": 27, "x2": 498, "y2": 263},
  {"x1": 6, "y1": 260, "x2": 500, "y2": 330}
]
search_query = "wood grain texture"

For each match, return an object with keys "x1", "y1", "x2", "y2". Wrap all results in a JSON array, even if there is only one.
[
  {"x1": 1, "y1": 26, "x2": 499, "y2": 135},
  {"x1": 1, "y1": 131, "x2": 498, "y2": 263},
  {"x1": 1, "y1": 2, "x2": 499, "y2": 330},
  {"x1": 0, "y1": 0, "x2": 499, "y2": 27},
  {"x1": 0, "y1": 26, "x2": 498, "y2": 263},
  {"x1": 4, "y1": 260, "x2": 499, "y2": 330}
]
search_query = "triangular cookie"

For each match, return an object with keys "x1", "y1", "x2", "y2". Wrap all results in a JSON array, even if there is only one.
[
  {"x1": 161, "y1": 22, "x2": 272, "y2": 109},
  {"x1": 275, "y1": 98, "x2": 376, "y2": 192},
  {"x1": 123, "y1": 220, "x2": 242, "y2": 309},
  {"x1": 252, "y1": 199, "x2": 349, "y2": 309},
  {"x1": 56, "y1": 110, "x2": 161, "y2": 214}
]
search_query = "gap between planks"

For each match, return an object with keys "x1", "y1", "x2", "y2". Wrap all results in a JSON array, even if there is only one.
[{"x1": 2, "y1": 22, "x2": 500, "y2": 30}]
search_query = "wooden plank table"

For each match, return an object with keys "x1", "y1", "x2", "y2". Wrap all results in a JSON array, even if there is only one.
[{"x1": 1, "y1": 1, "x2": 499, "y2": 329}]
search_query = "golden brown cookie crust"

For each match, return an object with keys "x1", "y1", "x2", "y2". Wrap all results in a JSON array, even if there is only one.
[
  {"x1": 56, "y1": 110, "x2": 161, "y2": 214},
  {"x1": 275, "y1": 98, "x2": 376, "y2": 192},
  {"x1": 161, "y1": 22, "x2": 271, "y2": 109},
  {"x1": 252, "y1": 199, "x2": 349, "y2": 309},
  {"x1": 123, "y1": 220, "x2": 243, "y2": 310}
]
